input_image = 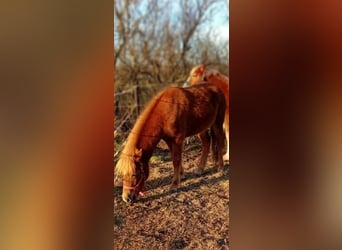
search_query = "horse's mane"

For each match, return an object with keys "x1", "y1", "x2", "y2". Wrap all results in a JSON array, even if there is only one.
[
  {"x1": 115, "y1": 88, "x2": 166, "y2": 176},
  {"x1": 205, "y1": 69, "x2": 229, "y2": 83}
]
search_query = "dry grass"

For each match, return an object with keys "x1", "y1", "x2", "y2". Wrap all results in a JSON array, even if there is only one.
[{"x1": 114, "y1": 141, "x2": 229, "y2": 250}]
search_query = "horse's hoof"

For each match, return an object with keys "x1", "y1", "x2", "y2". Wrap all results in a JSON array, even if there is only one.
[
  {"x1": 195, "y1": 169, "x2": 204, "y2": 176},
  {"x1": 223, "y1": 154, "x2": 229, "y2": 161},
  {"x1": 169, "y1": 184, "x2": 179, "y2": 191},
  {"x1": 218, "y1": 167, "x2": 224, "y2": 172},
  {"x1": 218, "y1": 166, "x2": 228, "y2": 174}
]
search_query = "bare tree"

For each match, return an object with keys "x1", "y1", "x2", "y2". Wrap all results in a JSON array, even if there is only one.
[{"x1": 114, "y1": 0, "x2": 229, "y2": 152}]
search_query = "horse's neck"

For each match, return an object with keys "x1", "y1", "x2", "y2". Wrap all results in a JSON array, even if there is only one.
[
  {"x1": 137, "y1": 121, "x2": 162, "y2": 162},
  {"x1": 212, "y1": 74, "x2": 228, "y2": 84}
]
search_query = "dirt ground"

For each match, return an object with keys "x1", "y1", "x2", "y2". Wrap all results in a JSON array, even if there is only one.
[{"x1": 114, "y1": 140, "x2": 229, "y2": 250}]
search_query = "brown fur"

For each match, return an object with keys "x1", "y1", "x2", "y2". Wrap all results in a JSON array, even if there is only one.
[
  {"x1": 116, "y1": 83, "x2": 226, "y2": 202},
  {"x1": 186, "y1": 64, "x2": 229, "y2": 161}
]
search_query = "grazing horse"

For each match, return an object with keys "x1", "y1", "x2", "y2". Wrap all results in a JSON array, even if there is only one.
[
  {"x1": 115, "y1": 83, "x2": 226, "y2": 203},
  {"x1": 184, "y1": 64, "x2": 229, "y2": 162}
]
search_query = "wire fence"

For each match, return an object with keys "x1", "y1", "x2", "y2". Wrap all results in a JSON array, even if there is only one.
[{"x1": 114, "y1": 83, "x2": 161, "y2": 161}]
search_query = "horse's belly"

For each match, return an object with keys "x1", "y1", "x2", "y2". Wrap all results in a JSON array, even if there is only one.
[{"x1": 184, "y1": 111, "x2": 217, "y2": 136}]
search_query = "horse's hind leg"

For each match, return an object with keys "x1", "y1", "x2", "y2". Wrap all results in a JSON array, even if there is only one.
[
  {"x1": 223, "y1": 128, "x2": 229, "y2": 162},
  {"x1": 212, "y1": 125, "x2": 224, "y2": 170},
  {"x1": 223, "y1": 116, "x2": 229, "y2": 162},
  {"x1": 210, "y1": 127, "x2": 219, "y2": 165},
  {"x1": 197, "y1": 130, "x2": 210, "y2": 174}
]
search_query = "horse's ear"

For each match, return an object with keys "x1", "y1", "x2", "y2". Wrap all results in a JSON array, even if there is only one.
[{"x1": 134, "y1": 148, "x2": 143, "y2": 161}]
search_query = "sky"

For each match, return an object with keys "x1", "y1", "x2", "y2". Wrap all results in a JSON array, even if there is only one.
[
  {"x1": 209, "y1": 0, "x2": 229, "y2": 42},
  {"x1": 114, "y1": 0, "x2": 229, "y2": 46},
  {"x1": 188, "y1": 0, "x2": 229, "y2": 44},
  {"x1": 206, "y1": 16, "x2": 229, "y2": 43}
]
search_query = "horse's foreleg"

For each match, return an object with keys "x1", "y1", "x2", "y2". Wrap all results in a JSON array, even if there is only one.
[
  {"x1": 166, "y1": 140, "x2": 184, "y2": 179},
  {"x1": 170, "y1": 141, "x2": 183, "y2": 190},
  {"x1": 197, "y1": 131, "x2": 210, "y2": 173}
]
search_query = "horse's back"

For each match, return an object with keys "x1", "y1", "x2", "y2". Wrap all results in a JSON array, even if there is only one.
[
  {"x1": 182, "y1": 82, "x2": 224, "y2": 97},
  {"x1": 161, "y1": 83, "x2": 224, "y2": 103},
  {"x1": 159, "y1": 83, "x2": 226, "y2": 137}
]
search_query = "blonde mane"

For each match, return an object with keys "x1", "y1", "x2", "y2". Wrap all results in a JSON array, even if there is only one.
[
  {"x1": 115, "y1": 89, "x2": 166, "y2": 176},
  {"x1": 205, "y1": 69, "x2": 229, "y2": 83}
]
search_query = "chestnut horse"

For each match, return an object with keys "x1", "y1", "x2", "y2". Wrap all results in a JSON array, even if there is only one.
[
  {"x1": 184, "y1": 64, "x2": 229, "y2": 162},
  {"x1": 115, "y1": 83, "x2": 226, "y2": 203}
]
